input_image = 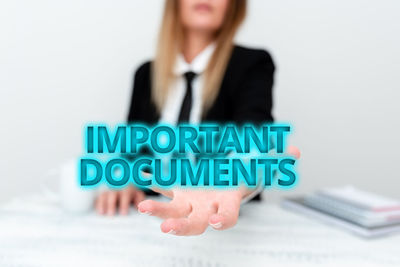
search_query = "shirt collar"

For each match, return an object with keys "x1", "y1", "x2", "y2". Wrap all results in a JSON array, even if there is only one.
[{"x1": 173, "y1": 42, "x2": 216, "y2": 76}]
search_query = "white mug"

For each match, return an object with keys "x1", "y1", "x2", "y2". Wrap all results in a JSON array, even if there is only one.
[{"x1": 60, "y1": 159, "x2": 96, "y2": 213}]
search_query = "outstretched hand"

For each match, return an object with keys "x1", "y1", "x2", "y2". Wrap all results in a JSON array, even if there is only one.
[
  {"x1": 137, "y1": 145, "x2": 300, "y2": 236},
  {"x1": 138, "y1": 188, "x2": 244, "y2": 236},
  {"x1": 95, "y1": 145, "x2": 301, "y2": 236}
]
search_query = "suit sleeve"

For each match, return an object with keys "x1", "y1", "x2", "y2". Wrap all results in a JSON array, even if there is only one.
[
  {"x1": 232, "y1": 51, "x2": 275, "y2": 201},
  {"x1": 125, "y1": 62, "x2": 158, "y2": 195},
  {"x1": 232, "y1": 51, "x2": 275, "y2": 123},
  {"x1": 127, "y1": 62, "x2": 151, "y2": 122}
]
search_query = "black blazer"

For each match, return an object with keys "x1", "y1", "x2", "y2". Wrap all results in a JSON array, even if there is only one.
[
  {"x1": 127, "y1": 45, "x2": 275, "y2": 200},
  {"x1": 127, "y1": 45, "x2": 275, "y2": 124}
]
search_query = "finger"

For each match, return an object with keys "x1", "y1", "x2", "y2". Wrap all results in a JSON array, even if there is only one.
[
  {"x1": 119, "y1": 190, "x2": 132, "y2": 215},
  {"x1": 209, "y1": 198, "x2": 240, "y2": 230},
  {"x1": 161, "y1": 203, "x2": 216, "y2": 236},
  {"x1": 160, "y1": 212, "x2": 209, "y2": 236},
  {"x1": 137, "y1": 199, "x2": 191, "y2": 219},
  {"x1": 95, "y1": 192, "x2": 107, "y2": 215},
  {"x1": 133, "y1": 190, "x2": 145, "y2": 208},
  {"x1": 106, "y1": 191, "x2": 118, "y2": 216},
  {"x1": 287, "y1": 145, "x2": 301, "y2": 159},
  {"x1": 160, "y1": 218, "x2": 190, "y2": 235}
]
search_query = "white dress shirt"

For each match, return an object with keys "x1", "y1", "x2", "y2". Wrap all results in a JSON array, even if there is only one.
[{"x1": 159, "y1": 43, "x2": 216, "y2": 125}]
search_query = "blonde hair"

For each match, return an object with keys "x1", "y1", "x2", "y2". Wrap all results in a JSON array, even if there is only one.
[{"x1": 152, "y1": 0, "x2": 247, "y2": 113}]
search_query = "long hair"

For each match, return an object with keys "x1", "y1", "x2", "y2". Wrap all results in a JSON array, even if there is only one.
[{"x1": 152, "y1": 0, "x2": 247, "y2": 113}]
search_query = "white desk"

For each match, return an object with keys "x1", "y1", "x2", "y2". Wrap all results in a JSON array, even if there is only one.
[{"x1": 1, "y1": 193, "x2": 399, "y2": 267}]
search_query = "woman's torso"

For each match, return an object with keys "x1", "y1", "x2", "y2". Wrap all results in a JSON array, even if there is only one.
[{"x1": 127, "y1": 45, "x2": 275, "y2": 125}]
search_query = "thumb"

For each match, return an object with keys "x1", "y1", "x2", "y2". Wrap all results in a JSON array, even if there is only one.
[
  {"x1": 140, "y1": 171, "x2": 174, "y2": 198},
  {"x1": 287, "y1": 145, "x2": 301, "y2": 159}
]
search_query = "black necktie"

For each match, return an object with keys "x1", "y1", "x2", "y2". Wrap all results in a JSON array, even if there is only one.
[{"x1": 178, "y1": 71, "x2": 197, "y2": 122}]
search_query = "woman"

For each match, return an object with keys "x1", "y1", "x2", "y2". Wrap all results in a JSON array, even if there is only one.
[{"x1": 96, "y1": 0, "x2": 297, "y2": 236}]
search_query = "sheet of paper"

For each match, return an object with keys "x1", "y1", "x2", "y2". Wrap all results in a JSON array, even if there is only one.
[{"x1": 0, "y1": 193, "x2": 400, "y2": 267}]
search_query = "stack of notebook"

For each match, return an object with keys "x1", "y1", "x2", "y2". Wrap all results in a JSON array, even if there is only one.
[{"x1": 282, "y1": 186, "x2": 400, "y2": 238}]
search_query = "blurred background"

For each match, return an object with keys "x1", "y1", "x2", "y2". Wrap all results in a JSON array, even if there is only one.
[{"x1": 0, "y1": 0, "x2": 399, "y2": 203}]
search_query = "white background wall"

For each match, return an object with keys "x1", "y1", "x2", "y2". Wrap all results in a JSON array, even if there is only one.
[{"x1": 1, "y1": 0, "x2": 399, "y2": 203}]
